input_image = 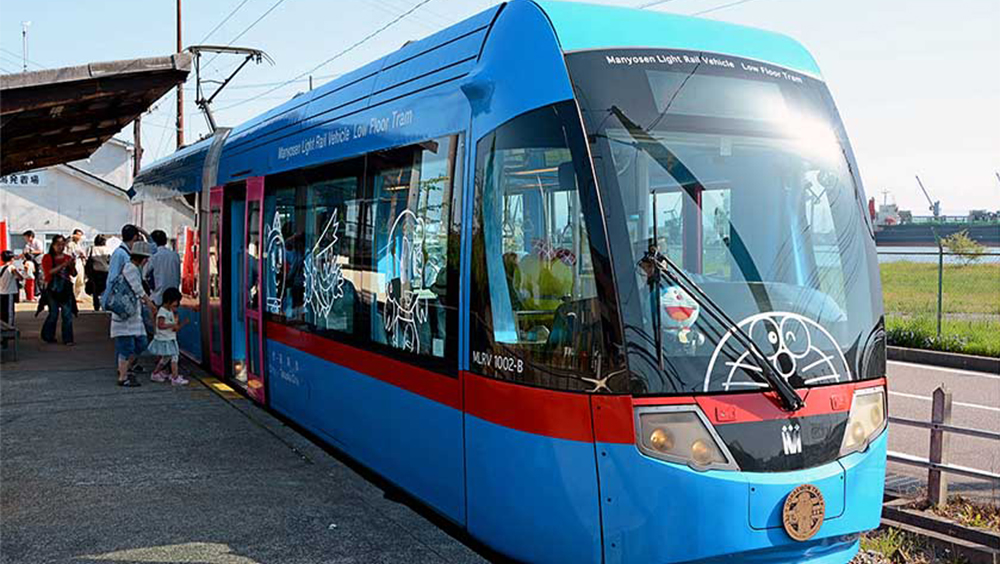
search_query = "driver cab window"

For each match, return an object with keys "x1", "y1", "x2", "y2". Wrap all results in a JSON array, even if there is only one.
[{"x1": 470, "y1": 102, "x2": 620, "y2": 392}]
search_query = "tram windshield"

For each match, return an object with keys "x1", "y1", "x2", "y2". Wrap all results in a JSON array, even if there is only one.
[{"x1": 567, "y1": 49, "x2": 884, "y2": 395}]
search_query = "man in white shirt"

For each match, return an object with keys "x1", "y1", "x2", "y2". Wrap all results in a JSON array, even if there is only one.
[
  {"x1": 22, "y1": 230, "x2": 44, "y2": 266},
  {"x1": 0, "y1": 251, "x2": 23, "y2": 326},
  {"x1": 21, "y1": 230, "x2": 44, "y2": 298},
  {"x1": 144, "y1": 230, "x2": 181, "y2": 306},
  {"x1": 67, "y1": 228, "x2": 87, "y2": 303}
]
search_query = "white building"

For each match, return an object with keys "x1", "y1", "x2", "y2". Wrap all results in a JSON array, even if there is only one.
[{"x1": 1, "y1": 138, "x2": 134, "y2": 249}]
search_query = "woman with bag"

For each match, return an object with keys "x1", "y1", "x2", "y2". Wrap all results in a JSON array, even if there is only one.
[
  {"x1": 108, "y1": 241, "x2": 155, "y2": 387},
  {"x1": 40, "y1": 235, "x2": 77, "y2": 345},
  {"x1": 85, "y1": 234, "x2": 112, "y2": 310}
]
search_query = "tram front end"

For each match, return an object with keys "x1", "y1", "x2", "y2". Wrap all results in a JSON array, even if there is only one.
[{"x1": 562, "y1": 23, "x2": 888, "y2": 564}]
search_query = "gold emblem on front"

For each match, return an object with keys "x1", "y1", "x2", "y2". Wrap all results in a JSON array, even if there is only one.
[{"x1": 782, "y1": 484, "x2": 825, "y2": 541}]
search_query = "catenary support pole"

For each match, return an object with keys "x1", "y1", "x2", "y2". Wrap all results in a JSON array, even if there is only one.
[
  {"x1": 133, "y1": 118, "x2": 143, "y2": 177},
  {"x1": 936, "y1": 240, "x2": 943, "y2": 338},
  {"x1": 176, "y1": 0, "x2": 185, "y2": 149}
]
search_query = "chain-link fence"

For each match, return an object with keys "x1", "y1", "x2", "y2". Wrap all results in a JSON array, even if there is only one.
[{"x1": 878, "y1": 249, "x2": 1000, "y2": 358}]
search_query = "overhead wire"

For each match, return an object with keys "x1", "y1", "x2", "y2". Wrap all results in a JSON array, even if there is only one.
[
  {"x1": 637, "y1": 0, "x2": 684, "y2": 9},
  {"x1": 201, "y1": 0, "x2": 292, "y2": 72},
  {"x1": 198, "y1": 0, "x2": 255, "y2": 44},
  {"x1": 0, "y1": 47, "x2": 45, "y2": 70},
  {"x1": 691, "y1": 0, "x2": 763, "y2": 15},
  {"x1": 360, "y1": 0, "x2": 438, "y2": 29},
  {"x1": 182, "y1": 73, "x2": 341, "y2": 91},
  {"x1": 377, "y1": 0, "x2": 451, "y2": 27},
  {"x1": 0, "y1": 52, "x2": 22, "y2": 67},
  {"x1": 215, "y1": 0, "x2": 437, "y2": 113}
]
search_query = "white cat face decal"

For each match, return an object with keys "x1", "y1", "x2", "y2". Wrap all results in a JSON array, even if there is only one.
[{"x1": 703, "y1": 312, "x2": 850, "y2": 392}]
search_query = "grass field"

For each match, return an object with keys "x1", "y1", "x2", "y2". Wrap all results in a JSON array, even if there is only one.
[
  {"x1": 880, "y1": 261, "x2": 1000, "y2": 358},
  {"x1": 880, "y1": 261, "x2": 1000, "y2": 315}
]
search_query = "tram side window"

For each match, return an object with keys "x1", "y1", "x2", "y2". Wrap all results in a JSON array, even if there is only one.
[
  {"x1": 263, "y1": 158, "x2": 366, "y2": 339},
  {"x1": 301, "y1": 161, "x2": 365, "y2": 334},
  {"x1": 470, "y1": 102, "x2": 613, "y2": 391},
  {"x1": 369, "y1": 135, "x2": 460, "y2": 359},
  {"x1": 264, "y1": 185, "x2": 303, "y2": 320}
]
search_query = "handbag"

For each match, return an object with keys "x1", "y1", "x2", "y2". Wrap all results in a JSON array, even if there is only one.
[
  {"x1": 104, "y1": 272, "x2": 138, "y2": 319},
  {"x1": 47, "y1": 275, "x2": 72, "y2": 302}
]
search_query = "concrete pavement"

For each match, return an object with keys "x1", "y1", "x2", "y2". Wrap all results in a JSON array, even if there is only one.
[
  {"x1": 0, "y1": 308, "x2": 489, "y2": 564},
  {"x1": 4, "y1": 301, "x2": 996, "y2": 564},
  {"x1": 885, "y1": 360, "x2": 1000, "y2": 504}
]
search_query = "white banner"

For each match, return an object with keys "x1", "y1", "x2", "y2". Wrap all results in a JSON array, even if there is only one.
[{"x1": 0, "y1": 171, "x2": 47, "y2": 187}]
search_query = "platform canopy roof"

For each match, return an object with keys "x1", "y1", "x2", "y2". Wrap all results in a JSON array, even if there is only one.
[{"x1": 0, "y1": 53, "x2": 192, "y2": 175}]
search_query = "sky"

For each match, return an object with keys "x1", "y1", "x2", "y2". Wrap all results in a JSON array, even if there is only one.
[{"x1": 1, "y1": 0, "x2": 997, "y2": 214}]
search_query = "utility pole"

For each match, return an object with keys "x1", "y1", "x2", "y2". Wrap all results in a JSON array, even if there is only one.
[
  {"x1": 916, "y1": 175, "x2": 944, "y2": 338},
  {"x1": 20, "y1": 21, "x2": 31, "y2": 72},
  {"x1": 133, "y1": 118, "x2": 143, "y2": 177},
  {"x1": 175, "y1": 0, "x2": 185, "y2": 149}
]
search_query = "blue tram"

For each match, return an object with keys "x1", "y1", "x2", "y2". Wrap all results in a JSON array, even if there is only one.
[{"x1": 133, "y1": 2, "x2": 888, "y2": 562}]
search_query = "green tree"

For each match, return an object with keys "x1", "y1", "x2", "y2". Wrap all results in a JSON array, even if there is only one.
[{"x1": 941, "y1": 229, "x2": 986, "y2": 266}]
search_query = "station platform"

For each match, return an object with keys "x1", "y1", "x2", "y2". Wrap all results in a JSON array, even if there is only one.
[{"x1": 0, "y1": 306, "x2": 488, "y2": 564}]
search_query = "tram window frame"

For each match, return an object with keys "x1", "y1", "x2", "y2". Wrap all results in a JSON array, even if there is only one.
[
  {"x1": 262, "y1": 157, "x2": 369, "y2": 347},
  {"x1": 261, "y1": 134, "x2": 463, "y2": 377},
  {"x1": 469, "y1": 102, "x2": 626, "y2": 393},
  {"x1": 366, "y1": 135, "x2": 463, "y2": 374}
]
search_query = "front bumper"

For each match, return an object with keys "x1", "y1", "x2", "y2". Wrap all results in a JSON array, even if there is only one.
[{"x1": 596, "y1": 431, "x2": 886, "y2": 563}]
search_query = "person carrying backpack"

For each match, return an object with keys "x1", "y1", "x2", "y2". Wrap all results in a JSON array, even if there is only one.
[
  {"x1": 85, "y1": 234, "x2": 112, "y2": 310},
  {"x1": 108, "y1": 241, "x2": 155, "y2": 387}
]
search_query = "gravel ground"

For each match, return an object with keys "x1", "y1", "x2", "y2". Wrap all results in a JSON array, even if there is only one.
[{"x1": 851, "y1": 549, "x2": 890, "y2": 564}]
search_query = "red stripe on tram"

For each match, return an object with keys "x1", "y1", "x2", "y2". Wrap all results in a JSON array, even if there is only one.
[
  {"x1": 463, "y1": 371, "x2": 596, "y2": 443},
  {"x1": 265, "y1": 322, "x2": 462, "y2": 411},
  {"x1": 265, "y1": 322, "x2": 886, "y2": 441},
  {"x1": 696, "y1": 378, "x2": 887, "y2": 426}
]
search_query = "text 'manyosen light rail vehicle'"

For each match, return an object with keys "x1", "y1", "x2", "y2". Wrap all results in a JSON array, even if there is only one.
[{"x1": 132, "y1": 1, "x2": 888, "y2": 562}]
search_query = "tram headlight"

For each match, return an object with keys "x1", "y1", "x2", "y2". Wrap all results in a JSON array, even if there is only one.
[
  {"x1": 839, "y1": 387, "x2": 887, "y2": 456},
  {"x1": 635, "y1": 406, "x2": 737, "y2": 471}
]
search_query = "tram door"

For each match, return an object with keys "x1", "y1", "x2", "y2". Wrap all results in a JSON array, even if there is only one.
[
  {"x1": 207, "y1": 187, "x2": 225, "y2": 376},
  {"x1": 223, "y1": 186, "x2": 246, "y2": 388},
  {"x1": 243, "y1": 177, "x2": 267, "y2": 402}
]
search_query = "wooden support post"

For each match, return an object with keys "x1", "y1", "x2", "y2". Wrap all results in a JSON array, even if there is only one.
[
  {"x1": 927, "y1": 385, "x2": 952, "y2": 508},
  {"x1": 133, "y1": 117, "x2": 143, "y2": 177}
]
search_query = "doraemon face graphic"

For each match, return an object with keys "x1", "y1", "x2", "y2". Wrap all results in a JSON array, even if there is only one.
[
  {"x1": 660, "y1": 285, "x2": 700, "y2": 331},
  {"x1": 703, "y1": 312, "x2": 851, "y2": 392}
]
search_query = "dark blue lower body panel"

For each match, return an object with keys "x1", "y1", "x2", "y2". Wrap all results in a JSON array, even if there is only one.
[
  {"x1": 464, "y1": 416, "x2": 603, "y2": 564},
  {"x1": 265, "y1": 340, "x2": 465, "y2": 523},
  {"x1": 177, "y1": 305, "x2": 202, "y2": 362}
]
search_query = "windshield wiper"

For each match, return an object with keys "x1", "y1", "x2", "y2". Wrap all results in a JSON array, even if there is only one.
[
  {"x1": 642, "y1": 249, "x2": 805, "y2": 412},
  {"x1": 611, "y1": 104, "x2": 804, "y2": 412}
]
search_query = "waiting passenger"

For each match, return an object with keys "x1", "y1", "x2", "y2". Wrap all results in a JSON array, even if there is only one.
[
  {"x1": 0, "y1": 251, "x2": 23, "y2": 326},
  {"x1": 143, "y1": 230, "x2": 181, "y2": 307},
  {"x1": 110, "y1": 241, "x2": 155, "y2": 387},
  {"x1": 85, "y1": 235, "x2": 112, "y2": 311},
  {"x1": 40, "y1": 235, "x2": 77, "y2": 346}
]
